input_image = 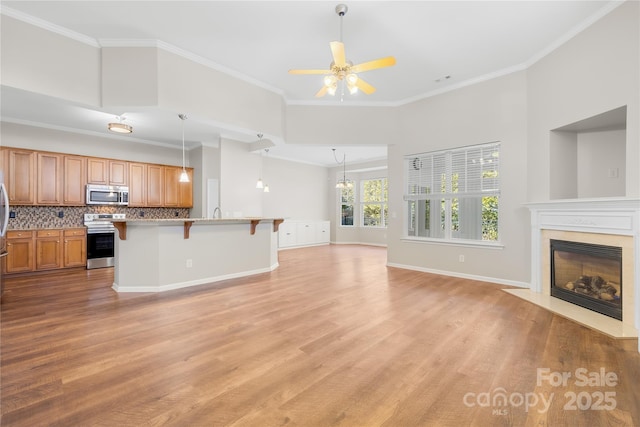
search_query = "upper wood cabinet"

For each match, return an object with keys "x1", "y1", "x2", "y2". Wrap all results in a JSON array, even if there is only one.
[
  {"x1": 63, "y1": 155, "x2": 86, "y2": 205},
  {"x1": 164, "y1": 166, "x2": 193, "y2": 208},
  {"x1": 87, "y1": 158, "x2": 128, "y2": 186},
  {"x1": 179, "y1": 169, "x2": 194, "y2": 208},
  {"x1": 128, "y1": 162, "x2": 147, "y2": 207},
  {"x1": 3, "y1": 147, "x2": 193, "y2": 208},
  {"x1": 37, "y1": 152, "x2": 63, "y2": 205},
  {"x1": 7, "y1": 149, "x2": 36, "y2": 205},
  {"x1": 146, "y1": 164, "x2": 164, "y2": 207}
]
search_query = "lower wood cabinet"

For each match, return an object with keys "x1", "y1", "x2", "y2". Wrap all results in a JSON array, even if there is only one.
[
  {"x1": 35, "y1": 230, "x2": 63, "y2": 271},
  {"x1": 4, "y1": 228, "x2": 86, "y2": 274},
  {"x1": 63, "y1": 229, "x2": 87, "y2": 268},
  {"x1": 5, "y1": 231, "x2": 35, "y2": 273}
]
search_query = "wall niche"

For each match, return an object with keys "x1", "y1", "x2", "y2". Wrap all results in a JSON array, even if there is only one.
[{"x1": 549, "y1": 106, "x2": 627, "y2": 200}]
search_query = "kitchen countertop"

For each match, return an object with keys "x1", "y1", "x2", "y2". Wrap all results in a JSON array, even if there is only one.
[{"x1": 8, "y1": 225, "x2": 87, "y2": 231}]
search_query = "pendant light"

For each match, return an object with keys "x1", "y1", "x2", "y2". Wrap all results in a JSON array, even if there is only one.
[
  {"x1": 178, "y1": 114, "x2": 190, "y2": 183},
  {"x1": 262, "y1": 148, "x2": 270, "y2": 193},
  {"x1": 256, "y1": 134, "x2": 265, "y2": 189},
  {"x1": 333, "y1": 148, "x2": 353, "y2": 189}
]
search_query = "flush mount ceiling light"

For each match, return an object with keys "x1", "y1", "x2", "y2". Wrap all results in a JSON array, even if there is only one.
[
  {"x1": 178, "y1": 114, "x2": 190, "y2": 183},
  {"x1": 289, "y1": 4, "x2": 396, "y2": 99},
  {"x1": 107, "y1": 116, "x2": 132, "y2": 134},
  {"x1": 333, "y1": 148, "x2": 353, "y2": 189}
]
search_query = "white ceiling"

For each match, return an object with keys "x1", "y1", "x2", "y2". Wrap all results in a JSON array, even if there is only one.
[{"x1": 0, "y1": 1, "x2": 618, "y2": 167}]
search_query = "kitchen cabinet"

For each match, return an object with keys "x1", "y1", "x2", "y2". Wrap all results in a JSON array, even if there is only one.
[
  {"x1": 128, "y1": 162, "x2": 147, "y2": 207},
  {"x1": 5, "y1": 230, "x2": 35, "y2": 273},
  {"x1": 87, "y1": 158, "x2": 128, "y2": 186},
  {"x1": 163, "y1": 166, "x2": 180, "y2": 207},
  {"x1": 35, "y1": 229, "x2": 63, "y2": 271},
  {"x1": 63, "y1": 228, "x2": 86, "y2": 268},
  {"x1": 147, "y1": 164, "x2": 164, "y2": 207},
  {"x1": 162, "y1": 166, "x2": 193, "y2": 208},
  {"x1": 37, "y1": 152, "x2": 63, "y2": 205},
  {"x1": 4, "y1": 228, "x2": 87, "y2": 274},
  {"x1": 7, "y1": 149, "x2": 35, "y2": 205},
  {"x1": 278, "y1": 220, "x2": 330, "y2": 249},
  {"x1": 179, "y1": 169, "x2": 194, "y2": 207},
  {"x1": 63, "y1": 155, "x2": 86, "y2": 205}
]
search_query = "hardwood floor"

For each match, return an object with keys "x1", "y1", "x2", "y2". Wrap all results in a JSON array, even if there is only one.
[{"x1": 1, "y1": 244, "x2": 639, "y2": 426}]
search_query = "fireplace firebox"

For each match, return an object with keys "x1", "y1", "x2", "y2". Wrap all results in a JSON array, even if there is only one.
[{"x1": 550, "y1": 239, "x2": 622, "y2": 320}]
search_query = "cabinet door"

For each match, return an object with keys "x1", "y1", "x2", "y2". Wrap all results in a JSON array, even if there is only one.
[
  {"x1": 37, "y1": 152, "x2": 63, "y2": 205},
  {"x1": 64, "y1": 229, "x2": 86, "y2": 268},
  {"x1": 296, "y1": 222, "x2": 317, "y2": 245},
  {"x1": 163, "y1": 166, "x2": 180, "y2": 207},
  {"x1": 128, "y1": 162, "x2": 147, "y2": 207},
  {"x1": 178, "y1": 168, "x2": 193, "y2": 208},
  {"x1": 278, "y1": 222, "x2": 297, "y2": 248},
  {"x1": 36, "y1": 230, "x2": 63, "y2": 271},
  {"x1": 63, "y1": 155, "x2": 86, "y2": 205},
  {"x1": 5, "y1": 232, "x2": 34, "y2": 273},
  {"x1": 8, "y1": 149, "x2": 35, "y2": 204},
  {"x1": 316, "y1": 221, "x2": 330, "y2": 243},
  {"x1": 109, "y1": 160, "x2": 128, "y2": 186},
  {"x1": 147, "y1": 164, "x2": 164, "y2": 207},
  {"x1": 87, "y1": 158, "x2": 108, "y2": 185}
]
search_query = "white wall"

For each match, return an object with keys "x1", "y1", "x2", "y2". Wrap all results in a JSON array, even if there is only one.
[
  {"x1": 1, "y1": 122, "x2": 184, "y2": 166},
  {"x1": 219, "y1": 138, "x2": 329, "y2": 220},
  {"x1": 527, "y1": 1, "x2": 639, "y2": 201},
  {"x1": 388, "y1": 72, "x2": 530, "y2": 286},
  {"x1": 577, "y1": 129, "x2": 626, "y2": 198}
]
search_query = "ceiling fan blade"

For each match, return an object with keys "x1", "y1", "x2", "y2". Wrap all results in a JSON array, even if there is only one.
[
  {"x1": 289, "y1": 69, "x2": 331, "y2": 75},
  {"x1": 315, "y1": 86, "x2": 328, "y2": 97},
  {"x1": 355, "y1": 77, "x2": 376, "y2": 95},
  {"x1": 351, "y1": 56, "x2": 396, "y2": 73},
  {"x1": 330, "y1": 41, "x2": 346, "y2": 67}
]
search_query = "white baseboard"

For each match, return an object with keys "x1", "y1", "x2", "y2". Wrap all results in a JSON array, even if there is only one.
[
  {"x1": 386, "y1": 262, "x2": 530, "y2": 289},
  {"x1": 112, "y1": 263, "x2": 279, "y2": 293}
]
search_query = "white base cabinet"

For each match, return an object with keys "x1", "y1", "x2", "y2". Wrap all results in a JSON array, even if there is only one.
[{"x1": 278, "y1": 220, "x2": 330, "y2": 249}]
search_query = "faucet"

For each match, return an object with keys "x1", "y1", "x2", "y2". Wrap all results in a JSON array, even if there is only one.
[{"x1": 213, "y1": 207, "x2": 222, "y2": 219}]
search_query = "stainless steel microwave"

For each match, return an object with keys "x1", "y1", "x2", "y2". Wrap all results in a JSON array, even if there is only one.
[{"x1": 86, "y1": 184, "x2": 129, "y2": 206}]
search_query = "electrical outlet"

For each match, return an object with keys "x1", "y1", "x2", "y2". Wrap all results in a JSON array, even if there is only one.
[
  {"x1": 139, "y1": 211, "x2": 145, "y2": 217},
  {"x1": 459, "y1": 255, "x2": 465, "y2": 262},
  {"x1": 175, "y1": 211, "x2": 179, "y2": 217},
  {"x1": 9, "y1": 211, "x2": 15, "y2": 219},
  {"x1": 186, "y1": 259, "x2": 193, "y2": 268},
  {"x1": 58, "y1": 211, "x2": 64, "y2": 218}
]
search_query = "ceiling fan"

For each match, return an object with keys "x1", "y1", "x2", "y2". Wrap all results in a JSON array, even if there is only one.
[{"x1": 288, "y1": 4, "x2": 396, "y2": 98}]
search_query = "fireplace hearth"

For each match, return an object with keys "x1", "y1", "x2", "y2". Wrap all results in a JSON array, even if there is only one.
[{"x1": 550, "y1": 239, "x2": 622, "y2": 320}]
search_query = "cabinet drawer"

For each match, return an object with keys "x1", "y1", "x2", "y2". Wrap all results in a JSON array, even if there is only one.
[
  {"x1": 64, "y1": 228, "x2": 86, "y2": 237},
  {"x1": 37, "y1": 230, "x2": 62, "y2": 238},
  {"x1": 7, "y1": 230, "x2": 34, "y2": 239}
]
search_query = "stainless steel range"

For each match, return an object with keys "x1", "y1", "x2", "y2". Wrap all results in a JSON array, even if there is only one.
[{"x1": 83, "y1": 213, "x2": 125, "y2": 269}]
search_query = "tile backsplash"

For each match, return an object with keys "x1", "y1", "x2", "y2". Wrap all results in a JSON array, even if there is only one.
[{"x1": 8, "y1": 206, "x2": 190, "y2": 229}]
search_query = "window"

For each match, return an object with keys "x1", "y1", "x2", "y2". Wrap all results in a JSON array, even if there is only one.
[
  {"x1": 340, "y1": 185, "x2": 354, "y2": 226},
  {"x1": 361, "y1": 178, "x2": 388, "y2": 227},
  {"x1": 404, "y1": 142, "x2": 499, "y2": 242}
]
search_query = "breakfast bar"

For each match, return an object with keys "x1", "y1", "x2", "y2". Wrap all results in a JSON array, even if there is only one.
[{"x1": 110, "y1": 218, "x2": 284, "y2": 292}]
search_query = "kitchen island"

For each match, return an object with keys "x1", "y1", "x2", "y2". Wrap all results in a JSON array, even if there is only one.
[{"x1": 110, "y1": 218, "x2": 284, "y2": 292}]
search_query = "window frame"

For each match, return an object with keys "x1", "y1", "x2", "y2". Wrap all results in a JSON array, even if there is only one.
[
  {"x1": 403, "y1": 142, "x2": 501, "y2": 246},
  {"x1": 360, "y1": 177, "x2": 388, "y2": 228}
]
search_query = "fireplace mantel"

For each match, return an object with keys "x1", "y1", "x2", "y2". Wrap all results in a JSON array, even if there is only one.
[{"x1": 516, "y1": 198, "x2": 640, "y2": 350}]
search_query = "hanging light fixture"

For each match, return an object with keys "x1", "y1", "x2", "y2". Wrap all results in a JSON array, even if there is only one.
[
  {"x1": 178, "y1": 114, "x2": 190, "y2": 183},
  {"x1": 255, "y1": 134, "x2": 265, "y2": 189},
  {"x1": 333, "y1": 148, "x2": 353, "y2": 189},
  {"x1": 262, "y1": 148, "x2": 270, "y2": 193},
  {"x1": 107, "y1": 116, "x2": 132, "y2": 134}
]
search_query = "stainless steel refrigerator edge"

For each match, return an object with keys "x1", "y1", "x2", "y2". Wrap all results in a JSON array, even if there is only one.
[{"x1": 0, "y1": 171, "x2": 10, "y2": 301}]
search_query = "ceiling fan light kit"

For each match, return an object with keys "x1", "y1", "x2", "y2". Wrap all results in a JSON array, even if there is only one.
[{"x1": 289, "y1": 3, "x2": 396, "y2": 98}]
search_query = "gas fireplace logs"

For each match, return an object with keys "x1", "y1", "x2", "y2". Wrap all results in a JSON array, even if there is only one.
[{"x1": 564, "y1": 275, "x2": 620, "y2": 302}]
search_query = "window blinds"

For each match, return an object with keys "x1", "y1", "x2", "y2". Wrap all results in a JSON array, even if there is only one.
[{"x1": 405, "y1": 142, "x2": 500, "y2": 200}]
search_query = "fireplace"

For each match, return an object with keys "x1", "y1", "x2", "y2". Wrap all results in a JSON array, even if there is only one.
[{"x1": 550, "y1": 239, "x2": 622, "y2": 320}]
